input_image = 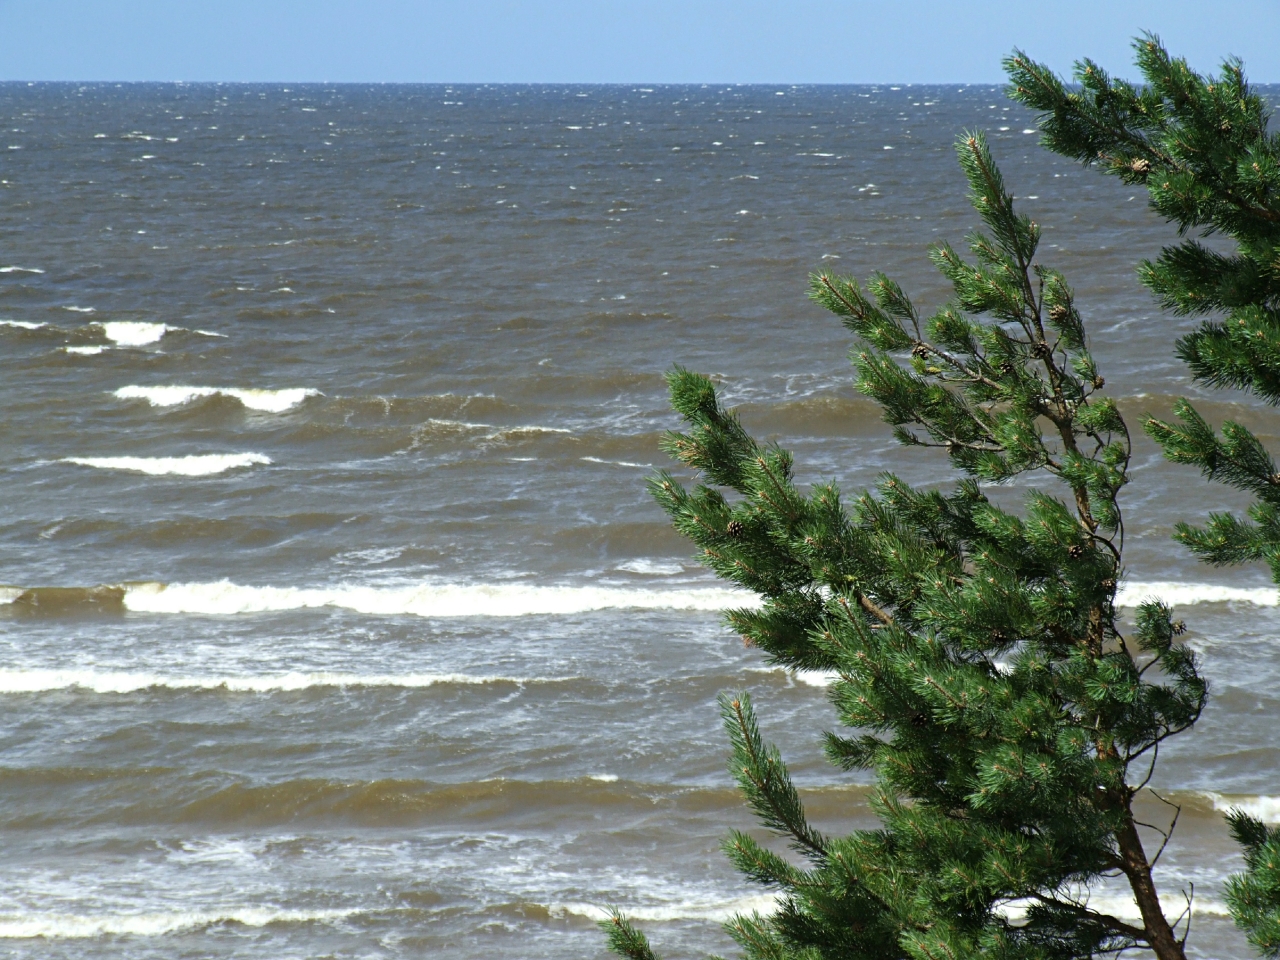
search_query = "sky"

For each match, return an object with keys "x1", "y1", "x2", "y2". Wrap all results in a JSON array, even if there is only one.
[{"x1": 0, "y1": 0, "x2": 1277, "y2": 84}]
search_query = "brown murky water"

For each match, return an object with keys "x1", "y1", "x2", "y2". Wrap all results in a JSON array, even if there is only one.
[{"x1": 0, "y1": 82, "x2": 1276, "y2": 957}]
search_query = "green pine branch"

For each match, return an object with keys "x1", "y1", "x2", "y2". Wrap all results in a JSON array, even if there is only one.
[
  {"x1": 608, "y1": 133, "x2": 1205, "y2": 960},
  {"x1": 1009, "y1": 33, "x2": 1280, "y2": 960}
]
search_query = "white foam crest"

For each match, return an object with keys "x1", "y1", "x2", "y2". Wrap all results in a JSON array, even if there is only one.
[
  {"x1": 0, "y1": 265, "x2": 44, "y2": 274},
  {"x1": 63, "y1": 306, "x2": 96, "y2": 314},
  {"x1": 613, "y1": 559, "x2": 684, "y2": 576},
  {"x1": 61, "y1": 454, "x2": 271, "y2": 476},
  {"x1": 1206, "y1": 792, "x2": 1280, "y2": 823},
  {"x1": 113, "y1": 385, "x2": 319, "y2": 412},
  {"x1": 997, "y1": 889, "x2": 1230, "y2": 923},
  {"x1": 0, "y1": 668, "x2": 551, "y2": 694},
  {"x1": 795, "y1": 670, "x2": 838, "y2": 687},
  {"x1": 0, "y1": 907, "x2": 355, "y2": 939},
  {"x1": 582, "y1": 456, "x2": 651, "y2": 468},
  {"x1": 0, "y1": 320, "x2": 44, "y2": 329},
  {"x1": 0, "y1": 587, "x2": 23, "y2": 605},
  {"x1": 97, "y1": 321, "x2": 176, "y2": 346},
  {"x1": 63, "y1": 345, "x2": 107, "y2": 355},
  {"x1": 1117, "y1": 581, "x2": 1278, "y2": 607},
  {"x1": 122, "y1": 580, "x2": 757, "y2": 617},
  {"x1": 554, "y1": 893, "x2": 780, "y2": 923}
]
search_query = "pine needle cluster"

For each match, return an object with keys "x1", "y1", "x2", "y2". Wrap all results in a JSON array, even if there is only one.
[
  {"x1": 1008, "y1": 36, "x2": 1280, "y2": 956},
  {"x1": 604, "y1": 133, "x2": 1207, "y2": 960}
]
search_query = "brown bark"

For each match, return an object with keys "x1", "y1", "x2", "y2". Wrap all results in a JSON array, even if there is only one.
[{"x1": 1115, "y1": 814, "x2": 1186, "y2": 960}]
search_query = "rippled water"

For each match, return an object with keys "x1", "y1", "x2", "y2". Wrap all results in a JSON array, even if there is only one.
[{"x1": 1, "y1": 82, "x2": 1277, "y2": 958}]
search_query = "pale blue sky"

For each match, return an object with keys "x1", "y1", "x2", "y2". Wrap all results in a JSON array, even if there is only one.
[{"x1": 0, "y1": 0, "x2": 1276, "y2": 84}]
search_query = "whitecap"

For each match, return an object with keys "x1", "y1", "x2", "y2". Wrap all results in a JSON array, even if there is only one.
[
  {"x1": 998, "y1": 889, "x2": 1229, "y2": 924},
  {"x1": 581, "y1": 456, "x2": 650, "y2": 468},
  {"x1": 121, "y1": 579, "x2": 756, "y2": 617},
  {"x1": 0, "y1": 668, "x2": 554, "y2": 694},
  {"x1": 97, "y1": 321, "x2": 175, "y2": 346},
  {"x1": 794, "y1": 670, "x2": 839, "y2": 687},
  {"x1": 62, "y1": 306, "x2": 96, "y2": 314},
  {"x1": 0, "y1": 907, "x2": 357, "y2": 939},
  {"x1": 1205, "y1": 792, "x2": 1280, "y2": 823},
  {"x1": 63, "y1": 345, "x2": 107, "y2": 355},
  {"x1": 60, "y1": 454, "x2": 271, "y2": 476},
  {"x1": 613, "y1": 559, "x2": 684, "y2": 576},
  {"x1": 1117, "y1": 581, "x2": 1277, "y2": 607},
  {"x1": 552, "y1": 893, "x2": 780, "y2": 923},
  {"x1": 0, "y1": 320, "x2": 45, "y2": 330},
  {"x1": 0, "y1": 265, "x2": 44, "y2": 274},
  {"x1": 113, "y1": 385, "x2": 319, "y2": 413}
]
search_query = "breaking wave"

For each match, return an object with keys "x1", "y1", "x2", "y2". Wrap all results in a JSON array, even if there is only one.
[
  {"x1": 552, "y1": 894, "x2": 781, "y2": 924},
  {"x1": 1117, "y1": 580, "x2": 1277, "y2": 607},
  {"x1": 0, "y1": 907, "x2": 357, "y2": 939},
  {"x1": 120, "y1": 580, "x2": 753, "y2": 617},
  {"x1": 93, "y1": 323, "x2": 223, "y2": 346},
  {"x1": 0, "y1": 669, "x2": 557, "y2": 694},
  {"x1": 97, "y1": 321, "x2": 177, "y2": 345},
  {"x1": 60, "y1": 454, "x2": 271, "y2": 476},
  {"x1": 1205, "y1": 791, "x2": 1280, "y2": 823},
  {"x1": 113, "y1": 385, "x2": 320, "y2": 413}
]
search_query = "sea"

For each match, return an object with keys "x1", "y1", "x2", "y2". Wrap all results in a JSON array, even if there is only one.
[{"x1": 0, "y1": 82, "x2": 1277, "y2": 959}]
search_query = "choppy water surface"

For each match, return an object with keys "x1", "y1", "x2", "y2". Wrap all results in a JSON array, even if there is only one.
[{"x1": 1, "y1": 83, "x2": 1277, "y2": 958}]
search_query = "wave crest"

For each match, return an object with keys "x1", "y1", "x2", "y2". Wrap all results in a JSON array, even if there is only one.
[
  {"x1": 0, "y1": 908, "x2": 356, "y2": 939},
  {"x1": 121, "y1": 580, "x2": 752, "y2": 617},
  {"x1": 114, "y1": 385, "x2": 319, "y2": 413},
  {"x1": 60, "y1": 454, "x2": 271, "y2": 476}
]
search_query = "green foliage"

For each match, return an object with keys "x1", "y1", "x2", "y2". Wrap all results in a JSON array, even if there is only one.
[
  {"x1": 1009, "y1": 36, "x2": 1280, "y2": 953},
  {"x1": 599, "y1": 909, "x2": 663, "y2": 960},
  {"x1": 1226, "y1": 811, "x2": 1280, "y2": 956},
  {"x1": 611, "y1": 133, "x2": 1206, "y2": 960}
]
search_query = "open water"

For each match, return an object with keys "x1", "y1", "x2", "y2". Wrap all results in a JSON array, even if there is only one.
[{"x1": 1, "y1": 82, "x2": 1277, "y2": 959}]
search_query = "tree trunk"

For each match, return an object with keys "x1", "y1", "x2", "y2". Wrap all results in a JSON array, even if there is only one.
[{"x1": 1116, "y1": 815, "x2": 1186, "y2": 960}]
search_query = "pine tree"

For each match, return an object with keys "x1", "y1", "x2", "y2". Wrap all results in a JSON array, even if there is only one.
[
  {"x1": 1007, "y1": 36, "x2": 1280, "y2": 957},
  {"x1": 602, "y1": 132, "x2": 1207, "y2": 960}
]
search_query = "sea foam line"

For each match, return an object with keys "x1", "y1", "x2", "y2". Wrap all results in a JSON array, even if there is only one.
[
  {"x1": 552, "y1": 894, "x2": 780, "y2": 924},
  {"x1": 0, "y1": 907, "x2": 356, "y2": 939},
  {"x1": 0, "y1": 320, "x2": 45, "y2": 329},
  {"x1": 118, "y1": 580, "x2": 755, "y2": 617},
  {"x1": 1205, "y1": 791, "x2": 1280, "y2": 823},
  {"x1": 1117, "y1": 580, "x2": 1277, "y2": 607},
  {"x1": 114, "y1": 385, "x2": 320, "y2": 413},
  {"x1": 60, "y1": 454, "x2": 271, "y2": 476},
  {"x1": 0, "y1": 669, "x2": 553, "y2": 694}
]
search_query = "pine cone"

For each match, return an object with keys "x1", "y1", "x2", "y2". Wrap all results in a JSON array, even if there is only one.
[
  {"x1": 1067, "y1": 544, "x2": 1084, "y2": 559},
  {"x1": 998, "y1": 360, "x2": 1016, "y2": 376},
  {"x1": 1101, "y1": 578, "x2": 1116, "y2": 590},
  {"x1": 1031, "y1": 341, "x2": 1052, "y2": 360},
  {"x1": 1049, "y1": 303, "x2": 1070, "y2": 324},
  {"x1": 1172, "y1": 620, "x2": 1187, "y2": 636},
  {"x1": 1130, "y1": 157, "x2": 1151, "y2": 175},
  {"x1": 911, "y1": 342, "x2": 929, "y2": 360},
  {"x1": 726, "y1": 520, "x2": 744, "y2": 538}
]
